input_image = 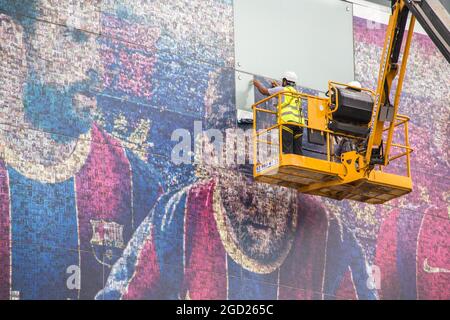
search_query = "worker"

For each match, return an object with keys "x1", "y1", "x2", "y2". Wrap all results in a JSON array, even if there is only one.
[
  {"x1": 347, "y1": 80, "x2": 362, "y2": 91},
  {"x1": 253, "y1": 71, "x2": 304, "y2": 155}
]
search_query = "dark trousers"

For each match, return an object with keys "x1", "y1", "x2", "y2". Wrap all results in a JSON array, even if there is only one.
[{"x1": 282, "y1": 124, "x2": 303, "y2": 155}]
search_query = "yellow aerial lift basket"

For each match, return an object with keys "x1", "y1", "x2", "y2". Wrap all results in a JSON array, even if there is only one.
[
  {"x1": 252, "y1": 82, "x2": 413, "y2": 204},
  {"x1": 251, "y1": 0, "x2": 450, "y2": 204}
]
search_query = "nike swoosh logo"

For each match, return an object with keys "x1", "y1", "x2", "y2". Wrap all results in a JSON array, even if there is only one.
[{"x1": 423, "y1": 258, "x2": 450, "y2": 274}]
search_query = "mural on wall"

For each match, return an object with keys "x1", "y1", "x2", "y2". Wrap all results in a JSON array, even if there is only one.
[{"x1": 0, "y1": 0, "x2": 448, "y2": 300}]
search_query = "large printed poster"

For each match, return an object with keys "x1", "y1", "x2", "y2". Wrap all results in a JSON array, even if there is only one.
[{"x1": 0, "y1": 0, "x2": 448, "y2": 300}]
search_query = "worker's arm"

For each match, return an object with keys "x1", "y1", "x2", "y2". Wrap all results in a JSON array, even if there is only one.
[{"x1": 253, "y1": 80, "x2": 270, "y2": 96}]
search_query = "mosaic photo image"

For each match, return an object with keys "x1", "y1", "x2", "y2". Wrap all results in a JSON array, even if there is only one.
[{"x1": 0, "y1": 0, "x2": 448, "y2": 300}]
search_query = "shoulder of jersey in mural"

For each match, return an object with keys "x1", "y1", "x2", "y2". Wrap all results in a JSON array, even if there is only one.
[
  {"x1": 354, "y1": 16, "x2": 450, "y2": 300},
  {"x1": 0, "y1": 123, "x2": 163, "y2": 300},
  {"x1": 97, "y1": 177, "x2": 377, "y2": 300},
  {"x1": 374, "y1": 196, "x2": 450, "y2": 300}
]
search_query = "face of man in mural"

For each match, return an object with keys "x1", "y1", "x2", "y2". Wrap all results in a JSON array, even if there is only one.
[
  {"x1": 218, "y1": 171, "x2": 297, "y2": 265},
  {"x1": 0, "y1": 0, "x2": 102, "y2": 147},
  {"x1": 22, "y1": 0, "x2": 102, "y2": 142}
]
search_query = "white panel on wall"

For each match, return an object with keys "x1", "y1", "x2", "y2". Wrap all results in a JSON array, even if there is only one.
[{"x1": 234, "y1": 0, "x2": 355, "y2": 111}]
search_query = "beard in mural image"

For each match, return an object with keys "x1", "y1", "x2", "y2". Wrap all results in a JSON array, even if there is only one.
[
  {"x1": 218, "y1": 173, "x2": 297, "y2": 267},
  {"x1": 0, "y1": 1, "x2": 161, "y2": 300}
]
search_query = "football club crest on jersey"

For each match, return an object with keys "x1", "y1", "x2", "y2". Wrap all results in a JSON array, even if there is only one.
[{"x1": 90, "y1": 220, "x2": 125, "y2": 249}]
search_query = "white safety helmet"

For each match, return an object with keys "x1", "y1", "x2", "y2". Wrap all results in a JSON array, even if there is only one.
[
  {"x1": 282, "y1": 71, "x2": 298, "y2": 83},
  {"x1": 347, "y1": 81, "x2": 362, "y2": 89}
]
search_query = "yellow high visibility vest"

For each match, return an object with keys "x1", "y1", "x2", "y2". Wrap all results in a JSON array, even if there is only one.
[{"x1": 280, "y1": 86, "x2": 305, "y2": 124}]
